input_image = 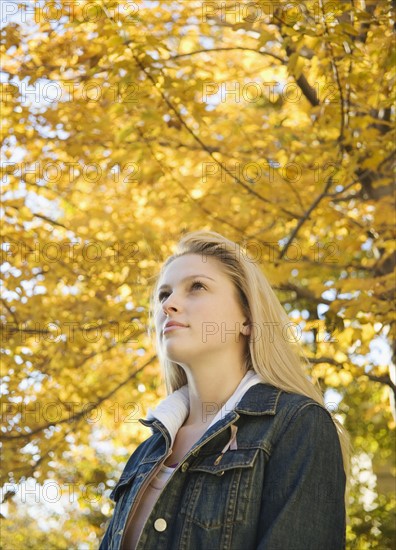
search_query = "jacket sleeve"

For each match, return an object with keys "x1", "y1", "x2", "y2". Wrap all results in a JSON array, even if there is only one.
[
  {"x1": 98, "y1": 508, "x2": 116, "y2": 550},
  {"x1": 256, "y1": 403, "x2": 346, "y2": 550}
]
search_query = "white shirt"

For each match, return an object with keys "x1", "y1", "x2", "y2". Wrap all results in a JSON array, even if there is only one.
[{"x1": 121, "y1": 370, "x2": 263, "y2": 549}]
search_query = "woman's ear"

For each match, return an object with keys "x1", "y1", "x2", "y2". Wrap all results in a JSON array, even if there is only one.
[{"x1": 241, "y1": 320, "x2": 251, "y2": 336}]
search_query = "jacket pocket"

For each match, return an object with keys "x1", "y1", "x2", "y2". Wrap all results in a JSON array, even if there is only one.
[{"x1": 179, "y1": 447, "x2": 260, "y2": 529}]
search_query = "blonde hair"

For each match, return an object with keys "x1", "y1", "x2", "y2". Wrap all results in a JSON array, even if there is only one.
[{"x1": 149, "y1": 230, "x2": 351, "y2": 490}]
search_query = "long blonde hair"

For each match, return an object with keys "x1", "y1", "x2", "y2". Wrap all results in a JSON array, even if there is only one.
[{"x1": 149, "y1": 230, "x2": 351, "y2": 488}]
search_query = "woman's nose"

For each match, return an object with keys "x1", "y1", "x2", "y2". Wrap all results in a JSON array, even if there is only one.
[{"x1": 162, "y1": 294, "x2": 180, "y2": 315}]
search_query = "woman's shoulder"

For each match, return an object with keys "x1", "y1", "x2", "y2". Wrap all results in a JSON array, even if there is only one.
[
  {"x1": 244, "y1": 381, "x2": 330, "y2": 415},
  {"x1": 245, "y1": 382, "x2": 337, "y2": 437},
  {"x1": 236, "y1": 384, "x2": 340, "y2": 461},
  {"x1": 265, "y1": 386, "x2": 340, "y2": 446}
]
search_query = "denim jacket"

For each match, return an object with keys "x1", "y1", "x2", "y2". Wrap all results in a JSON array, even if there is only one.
[{"x1": 99, "y1": 383, "x2": 346, "y2": 550}]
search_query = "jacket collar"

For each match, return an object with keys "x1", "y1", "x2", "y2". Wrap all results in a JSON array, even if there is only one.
[
  {"x1": 139, "y1": 370, "x2": 282, "y2": 447},
  {"x1": 234, "y1": 382, "x2": 282, "y2": 415}
]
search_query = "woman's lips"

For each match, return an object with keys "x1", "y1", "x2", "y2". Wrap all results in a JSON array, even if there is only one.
[{"x1": 163, "y1": 325, "x2": 188, "y2": 334}]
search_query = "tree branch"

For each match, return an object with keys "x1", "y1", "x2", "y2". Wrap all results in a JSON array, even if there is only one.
[
  {"x1": 132, "y1": 52, "x2": 280, "y2": 214},
  {"x1": 279, "y1": 176, "x2": 334, "y2": 259},
  {"x1": 168, "y1": 47, "x2": 286, "y2": 64},
  {"x1": 2, "y1": 355, "x2": 157, "y2": 440},
  {"x1": 275, "y1": 283, "x2": 332, "y2": 305},
  {"x1": 309, "y1": 357, "x2": 396, "y2": 399}
]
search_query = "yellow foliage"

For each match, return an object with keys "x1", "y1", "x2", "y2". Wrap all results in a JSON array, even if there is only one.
[{"x1": 1, "y1": 0, "x2": 395, "y2": 544}]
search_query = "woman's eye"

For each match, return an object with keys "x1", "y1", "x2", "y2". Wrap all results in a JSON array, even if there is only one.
[
  {"x1": 158, "y1": 281, "x2": 205, "y2": 302},
  {"x1": 191, "y1": 281, "x2": 205, "y2": 291},
  {"x1": 158, "y1": 291, "x2": 169, "y2": 302}
]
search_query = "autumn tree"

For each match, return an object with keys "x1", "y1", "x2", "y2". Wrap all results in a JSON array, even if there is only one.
[{"x1": 1, "y1": 0, "x2": 394, "y2": 547}]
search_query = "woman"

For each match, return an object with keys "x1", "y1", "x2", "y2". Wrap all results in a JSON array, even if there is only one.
[{"x1": 99, "y1": 230, "x2": 350, "y2": 550}]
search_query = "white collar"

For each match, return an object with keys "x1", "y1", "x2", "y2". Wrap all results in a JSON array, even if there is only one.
[{"x1": 145, "y1": 369, "x2": 263, "y2": 446}]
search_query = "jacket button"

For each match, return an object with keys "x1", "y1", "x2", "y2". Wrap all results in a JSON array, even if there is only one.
[
  {"x1": 154, "y1": 518, "x2": 167, "y2": 532},
  {"x1": 216, "y1": 470, "x2": 225, "y2": 476},
  {"x1": 181, "y1": 462, "x2": 189, "y2": 472}
]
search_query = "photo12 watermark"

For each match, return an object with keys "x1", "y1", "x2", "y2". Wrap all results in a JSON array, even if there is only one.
[
  {"x1": 201, "y1": 160, "x2": 339, "y2": 185},
  {"x1": 202, "y1": 81, "x2": 337, "y2": 105},
  {"x1": 201, "y1": 1, "x2": 338, "y2": 24},
  {"x1": 199, "y1": 238, "x2": 340, "y2": 264},
  {"x1": 1, "y1": 81, "x2": 140, "y2": 105},
  {"x1": 1, "y1": 400, "x2": 144, "y2": 425},
  {"x1": 1, "y1": 239, "x2": 143, "y2": 265},
  {"x1": 1, "y1": 480, "x2": 109, "y2": 505},
  {"x1": 1, "y1": 1, "x2": 140, "y2": 24},
  {"x1": 2, "y1": 320, "x2": 145, "y2": 344},
  {"x1": 1, "y1": 160, "x2": 140, "y2": 184},
  {"x1": 201, "y1": 320, "x2": 339, "y2": 344}
]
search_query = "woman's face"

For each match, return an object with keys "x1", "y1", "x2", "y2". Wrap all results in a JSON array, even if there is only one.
[{"x1": 154, "y1": 253, "x2": 249, "y2": 366}]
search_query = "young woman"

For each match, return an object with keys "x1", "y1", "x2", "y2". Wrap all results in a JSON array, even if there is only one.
[{"x1": 99, "y1": 230, "x2": 350, "y2": 550}]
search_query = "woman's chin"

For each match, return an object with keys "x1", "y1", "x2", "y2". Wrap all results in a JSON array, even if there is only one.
[{"x1": 162, "y1": 344, "x2": 193, "y2": 365}]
